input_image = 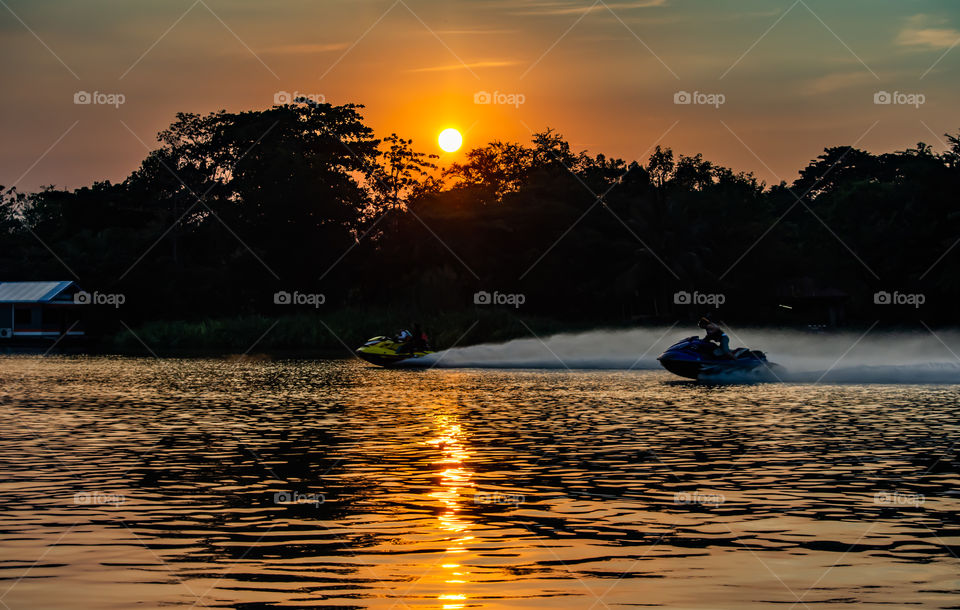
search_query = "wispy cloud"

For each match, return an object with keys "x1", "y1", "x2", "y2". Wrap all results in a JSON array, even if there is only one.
[
  {"x1": 512, "y1": 0, "x2": 666, "y2": 17},
  {"x1": 262, "y1": 43, "x2": 349, "y2": 55},
  {"x1": 897, "y1": 15, "x2": 960, "y2": 50},
  {"x1": 434, "y1": 29, "x2": 518, "y2": 35},
  {"x1": 804, "y1": 71, "x2": 877, "y2": 95},
  {"x1": 408, "y1": 60, "x2": 520, "y2": 72}
]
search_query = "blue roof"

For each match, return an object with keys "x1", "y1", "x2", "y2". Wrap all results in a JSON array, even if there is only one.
[{"x1": 0, "y1": 281, "x2": 77, "y2": 303}]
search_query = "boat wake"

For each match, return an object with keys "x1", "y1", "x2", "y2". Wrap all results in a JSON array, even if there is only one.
[{"x1": 402, "y1": 326, "x2": 960, "y2": 384}]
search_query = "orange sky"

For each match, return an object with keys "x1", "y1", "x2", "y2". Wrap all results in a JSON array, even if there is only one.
[{"x1": 2, "y1": 0, "x2": 958, "y2": 191}]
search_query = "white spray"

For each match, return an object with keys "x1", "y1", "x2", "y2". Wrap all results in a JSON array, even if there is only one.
[{"x1": 410, "y1": 326, "x2": 960, "y2": 384}]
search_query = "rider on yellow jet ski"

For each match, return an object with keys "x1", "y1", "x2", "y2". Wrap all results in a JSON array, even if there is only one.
[{"x1": 396, "y1": 323, "x2": 430, "y2": 354}]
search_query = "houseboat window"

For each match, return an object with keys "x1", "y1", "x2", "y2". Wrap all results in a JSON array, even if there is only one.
[
  {"x1": 42, "y1": 309, "x2": 62, "y2": 325},
  {"x1": 14, "y1": 308, "x2": 32, "y2": 325}
]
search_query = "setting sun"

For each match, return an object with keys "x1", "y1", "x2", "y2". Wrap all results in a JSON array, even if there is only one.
[{"x1": 438, "y1": 128, "x2": 462, "y2": 153}]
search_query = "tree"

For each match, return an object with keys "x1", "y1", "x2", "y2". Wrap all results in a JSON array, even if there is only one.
[
  {"x1": 647, "y1": 146, "x2": 674, "y2": 189},
  {"x1": 371, "y1": 134, "x2": 439, "y2": 214}
]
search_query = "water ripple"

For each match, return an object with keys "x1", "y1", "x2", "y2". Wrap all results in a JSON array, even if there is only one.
[{"x1": 0, "y1": 355, "x2": 958, "y2": 608}]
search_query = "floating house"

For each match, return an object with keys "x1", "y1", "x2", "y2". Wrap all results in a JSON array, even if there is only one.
[
  {"x1": 0, "y1": 281, "x2": 85, "y2": 340},
  {"x1": 777, "y1": 277, "x2": 848, "y2": 327}
]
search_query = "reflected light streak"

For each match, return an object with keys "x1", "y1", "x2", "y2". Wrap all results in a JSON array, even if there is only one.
[{"x1": 426, "y1": 416, "x2": 475, "y2": 608}]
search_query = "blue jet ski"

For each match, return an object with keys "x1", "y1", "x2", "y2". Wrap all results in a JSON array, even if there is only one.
[{"x1": 657, "y1": 336, "x2": 777, "y2": 379}]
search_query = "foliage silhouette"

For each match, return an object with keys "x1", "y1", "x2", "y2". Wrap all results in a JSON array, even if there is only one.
[{"x1": 1, "y1": 99, "x2": 958, "y2": 346}]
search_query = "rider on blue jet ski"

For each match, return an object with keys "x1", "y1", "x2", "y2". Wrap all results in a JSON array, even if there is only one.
[{"x1": 698, "y1": 316, "x2": 733, "y2": 359}]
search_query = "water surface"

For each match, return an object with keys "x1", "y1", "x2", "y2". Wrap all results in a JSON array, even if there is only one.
[{"x1": 1, "y1": 356, "x2": 958, "y2": 608}]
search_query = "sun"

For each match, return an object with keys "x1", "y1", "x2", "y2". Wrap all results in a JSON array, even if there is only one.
[{"x1": 438, "y1": 128, "x2": 463, "y2": 153}]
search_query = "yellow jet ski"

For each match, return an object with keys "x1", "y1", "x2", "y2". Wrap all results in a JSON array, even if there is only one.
[{"x1": 355, "y1": 335, "x2": 435, "y2": 367}]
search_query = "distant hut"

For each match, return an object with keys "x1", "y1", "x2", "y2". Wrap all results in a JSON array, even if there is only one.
[
  {"x1": 0, "y1": 281, "x2": 85, "y2": 341},
  {"x1": 777, "y1": 277, "x2": 848, "y2": 327}
]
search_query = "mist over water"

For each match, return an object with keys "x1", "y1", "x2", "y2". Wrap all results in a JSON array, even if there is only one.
[{"x1": 413, "y1": 326, "x2": 960, "y2": 383}]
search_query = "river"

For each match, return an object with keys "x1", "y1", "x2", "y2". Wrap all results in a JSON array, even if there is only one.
[{"x1": 1, "y1": 354, "x2": 958, "y2": 608}]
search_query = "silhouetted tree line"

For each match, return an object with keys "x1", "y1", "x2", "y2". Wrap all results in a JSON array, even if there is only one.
[{"x1": 2, "y1": 99, "x2": 958, "y2": 331}]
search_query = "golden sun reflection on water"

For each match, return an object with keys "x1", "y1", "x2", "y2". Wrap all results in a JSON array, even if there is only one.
[{"x1": 426, "y1": 415, "x2": 474, "y2": 609}]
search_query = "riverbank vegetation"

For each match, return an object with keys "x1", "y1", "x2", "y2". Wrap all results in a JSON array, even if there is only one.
[
  {"x1": 2, "y1": 98, "x2": 958, "y2": 351},
  {"x1": 110, "y1": 309, "x2": 594, "y2": 356}
]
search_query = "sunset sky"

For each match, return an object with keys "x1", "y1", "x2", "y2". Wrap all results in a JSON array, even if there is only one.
[{"x1": 2, "y1": 0, "x2": 958, "y2": 192}]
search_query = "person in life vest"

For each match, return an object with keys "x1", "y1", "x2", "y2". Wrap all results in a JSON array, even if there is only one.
[
  {"x1": 396, "y1": 324, "x2": 429, "y2": 353},
  {"x1": 410, "y1": 323, "x2": 429, "y2": 352},
  {"x1": 698, "y1": 316, "x2": 732, "y2": 359}
]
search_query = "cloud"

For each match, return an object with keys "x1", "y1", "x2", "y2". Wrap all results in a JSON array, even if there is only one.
[
  {"x1": 434, "y1": 29, "x2": 519, "y2": 35},
  {"x1": 804, "y1": 71, "x2": 877, "y2": 95},
  {"x1": 408, "y1": 60, "x2": 520, "y2": 72},
  {"x1": 262, "y1": 43, "x2": 349, "y2": 55},
  {"x1": 897, "y1": 15, "x2": 960, "y2": 50},
  {"x1": 511, "y1": 0, "x2": 667, "y2": 16}
]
